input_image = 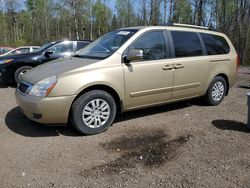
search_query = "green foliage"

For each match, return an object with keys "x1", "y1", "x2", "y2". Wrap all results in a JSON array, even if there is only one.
[
  {"x1": 116, "y1": 0, "x2": 136, "y2": 27},
  {"x1": 92, "y1": 1, "x2": 112, "y2": 37},
  {"x1": 0, "y1": 0, "x2": 249, "y2": 64},
  {"x1": 172, "y1": 0, "x2": 192, "y2": 24}
]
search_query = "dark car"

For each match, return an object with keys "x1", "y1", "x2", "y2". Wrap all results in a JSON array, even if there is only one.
[{"x1": 0, "y1": 40, "x2": 91, "y2": 84}]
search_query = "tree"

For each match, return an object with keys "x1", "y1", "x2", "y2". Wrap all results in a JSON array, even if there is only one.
[
  {"x1": 0, "y1": 0, "x2": 249, "y2": 64},
  {"x1": 149, "y1": 0, "x2": 161, "y2": 25},
  {"x1": 65, "y1": 0, "x2": 82, "y2": 40},
  {"x1": 92, "y1": 0, "x2": 112, "y2": 37},
  {"x1": 172, "y1": 0, "x2": 192, "y2": 23},
  {"x1": 116, "y1": 0, "x2": 136, "y2": 27}
]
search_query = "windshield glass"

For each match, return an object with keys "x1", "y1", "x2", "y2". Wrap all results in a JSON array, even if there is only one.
[
  {"x1": 37, "y1": 42, "x2": 57, "y2": 52},
  {"x1": 76, "y1": 29, "x2": 138, "y2": 59}
]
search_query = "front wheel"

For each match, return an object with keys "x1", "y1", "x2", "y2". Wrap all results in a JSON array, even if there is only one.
[
  {"x1": 203, "y1": 76, "x2": 227, "y2": 106},
  {"x1": 71, "y1": 90, "x2": 117, "y2": 135}
]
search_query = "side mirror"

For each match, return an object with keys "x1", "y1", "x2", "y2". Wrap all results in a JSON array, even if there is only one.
[
  {"x1": 44, "y1": 49, "x2": 53, "y2": 56},
  {"x1": 124, "y1": 49, "x2": 143, "y2": 63}
]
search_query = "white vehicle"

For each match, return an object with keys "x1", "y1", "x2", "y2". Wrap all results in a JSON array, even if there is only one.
[{"x1": 0, "y1": 46, "x2": 40, "y2": 57}]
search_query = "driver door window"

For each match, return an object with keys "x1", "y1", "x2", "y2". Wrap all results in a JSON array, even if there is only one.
[{"x1": 128, "y1": 31, "x2": 168, "y2": 61}]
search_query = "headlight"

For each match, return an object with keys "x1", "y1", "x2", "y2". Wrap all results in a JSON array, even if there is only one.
[
  {"x1": 0, "y1": 59, "x2": 14, "y2": 64},
  {"x1": 28, "y1": 76, "x2": 57, "y2": 97}
]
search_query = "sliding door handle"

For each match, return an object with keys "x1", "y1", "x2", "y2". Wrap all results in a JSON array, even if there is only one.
[
  {"x1": 174, "y1": 64, "x2": 184, "y2": 69},
  {"x1": 163, "y1": 65, "x2": 174, "y2": 70}
]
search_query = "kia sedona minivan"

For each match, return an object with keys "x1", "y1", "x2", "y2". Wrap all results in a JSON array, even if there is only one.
[{"x1": 16, "y1": 24, "x2": 238, "y2": 135}]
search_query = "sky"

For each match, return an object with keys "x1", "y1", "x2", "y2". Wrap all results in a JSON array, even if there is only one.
[
  {"x1": 3, "y1": 0, "x2": 117, "y2": 12},
  {"x1": 2, "y1": 0, "x2": 139, "y2": 15}
]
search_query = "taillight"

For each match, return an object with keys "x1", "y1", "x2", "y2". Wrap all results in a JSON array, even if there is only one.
[{"x1": 236, "y1": 54, "x2": 240, "y2": 71}]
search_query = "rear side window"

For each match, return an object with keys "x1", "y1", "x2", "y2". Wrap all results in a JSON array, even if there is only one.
[
  {"x1": 77, "y1": 42, "x2": 90, "y2": 51},
  {"x1": 200, "y1": 33, "x2": 230, "y2": 55},
  {"x1": 11, "y1": 48, "x2": 30, "y2": 54},
  {"x1": 171, "y1": 31, "x2": 203, "y2": 58}
]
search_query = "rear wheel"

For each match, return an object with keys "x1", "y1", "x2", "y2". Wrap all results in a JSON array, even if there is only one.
[
  {"x1": 203, "y1": 76, "x2": 227, "y2": 106},
  {"x1": 14, "y1": 66, "x2": 32, "y2": 84},
  {"x1": 71, "y1": 90, "x2": 117, "y2": 135}
]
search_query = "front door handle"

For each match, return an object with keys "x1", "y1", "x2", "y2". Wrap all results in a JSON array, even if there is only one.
[
  {"x1": 163, "y1": 65, "x2": 174, "y2": 70},
  {"x1": 174, "y1": 64, "x2": 184, "y2": 69}
]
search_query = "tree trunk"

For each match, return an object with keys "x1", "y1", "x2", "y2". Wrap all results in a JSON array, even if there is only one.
[
  {"x1": 163, "y1": 0, "x2": 167, "y2": 23},
  {"x1": 196, "y1": 0, "x2": 203, "y2": 25},
  {"x1": 73, "y1": 7, "x2": 79, "y2": 40},
  {"x1": 169, "y1": 0, "x2": 173, "y2": 22},
  {"x1": 142, "y1": 0, "x2": 147, "y2": 25},
  {"x1": 89, "y1": 2, "x2": 93, "y2": 40}
]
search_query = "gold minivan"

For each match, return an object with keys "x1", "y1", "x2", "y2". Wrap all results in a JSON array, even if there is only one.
[{"x1": 16, "y1": 24, "x2": 239, "y2": 135}]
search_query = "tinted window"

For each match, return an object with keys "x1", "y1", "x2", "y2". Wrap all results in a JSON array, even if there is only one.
[
  {"x1": 129, "y1": 31, "x2": 168, "y2": 61},
  {"x1": 77, "y1": 42, "x2": 89, "y2": 51},
  {"x1": 11, "y1": 48, "x2": 30, "y2": 54},
  {"x1": 49, "y1": 41, "x2": 74, "y2": 53},
  {"x1": 171, "y1": 31, "x2": 202, "y2": 57},
  {"x1": 1, "y1": 47, "x2": 12, "y2": 54},
  {"x1": 32, "y1": 47, "x2": 40, "y2": 52},
  {"x1": 201, "y1": 33, "x2": 230, "y2": 55}
]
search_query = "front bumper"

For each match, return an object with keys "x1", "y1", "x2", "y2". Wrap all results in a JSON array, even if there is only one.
[
  {"x1": 15, "y1": 90, "x2": 76, "y2": 124},
  {"x1": 0, "y1": 64, "x2": 12, "y2": 83}
]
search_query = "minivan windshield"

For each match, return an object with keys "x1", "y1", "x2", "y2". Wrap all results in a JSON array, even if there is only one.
[{"x1": 75, "y1": 29, "x2": 138, "y2": 59}]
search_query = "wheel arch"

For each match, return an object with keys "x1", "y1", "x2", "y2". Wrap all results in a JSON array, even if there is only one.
[
  {"x1": 71, "y1": 84, "x2": 124, "y2": 115},
  {"x1": 215, "y1": 73, "x2": 229, "y2": 96}
]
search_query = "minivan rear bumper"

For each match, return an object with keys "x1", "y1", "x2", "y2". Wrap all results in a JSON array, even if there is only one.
[
  {"x1": 229, "y1": 72, "x2": 237, "y2": 88},
  {"x1": 15, "y1": 91, "x2": 76, "y2": 124}
]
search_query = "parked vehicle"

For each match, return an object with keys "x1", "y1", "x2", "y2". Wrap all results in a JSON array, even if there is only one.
[
  {"x1": 16, "y1": 24, "x2": 239, "y2": 135},
  {"x1": 0, "y1": 40, "x2": 91, "y2": 84},
  {"x1": 0, "y1": 46, "x2": 40, "y2": 57},
  {"x1": 0, "y1": 47, "x2": 14, "y2": 55}
]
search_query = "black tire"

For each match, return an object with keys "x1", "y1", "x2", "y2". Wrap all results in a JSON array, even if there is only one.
[
  {"x1": 71, "y1": 90, "x2": 117, "y2": 135},
  {"x1": 203, "y1": 76, "x2": 227, "y2": 106},
  {"x1": 14, "y1": 66, "x2": 32, "y2": 83}
]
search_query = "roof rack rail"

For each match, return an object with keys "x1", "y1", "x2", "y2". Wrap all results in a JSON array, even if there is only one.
[{"x1": 160, "y1": 22, "x2": 216, "y2": 31}]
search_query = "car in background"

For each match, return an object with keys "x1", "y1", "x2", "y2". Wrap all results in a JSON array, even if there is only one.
[
  {"x1": 0, "y1": 47, "x2": 14, "y2": 55},
  {"x1": 0, "y1": 46, "x2": 40, "y2": 57},
  {"x1": 0, "y1": 40, "x2": 91, "y2": 84}
]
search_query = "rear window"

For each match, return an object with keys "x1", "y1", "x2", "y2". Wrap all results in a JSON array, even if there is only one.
[
  {"x1": 171, "y1": 31, "x2": 203, "y2": 58},
  {"x1": 200, "y1": 33, "x2": 230, "y2": 55},
  {"x1": 77, "y1": 42, "x2": 90, "y2": 51},
  {"x1": 1, "y1": 47, "x2": 12, "y2": 54}
]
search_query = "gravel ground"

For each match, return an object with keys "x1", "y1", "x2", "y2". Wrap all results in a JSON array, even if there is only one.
[{"x1": 0, "y1": 67, "x2": 250, "y2": 188}]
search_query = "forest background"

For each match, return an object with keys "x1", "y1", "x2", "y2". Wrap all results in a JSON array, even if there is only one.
[{"x1": 0, "y1": 0, "x2": 249, "y2": 64}]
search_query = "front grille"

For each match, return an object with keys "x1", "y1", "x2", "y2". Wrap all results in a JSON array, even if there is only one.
[{"x1": 18, "y1": 82, "x2": 31, "y2": 94}]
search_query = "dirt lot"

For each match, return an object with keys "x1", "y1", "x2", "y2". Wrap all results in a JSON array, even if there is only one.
[{"x1": 0, "y1": 67, "x2": 250, "y2": 188}]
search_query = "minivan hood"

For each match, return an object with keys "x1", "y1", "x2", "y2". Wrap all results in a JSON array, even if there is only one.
[{"x1": 22, "y1": 57, "x2": 99, "y2": 84}]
